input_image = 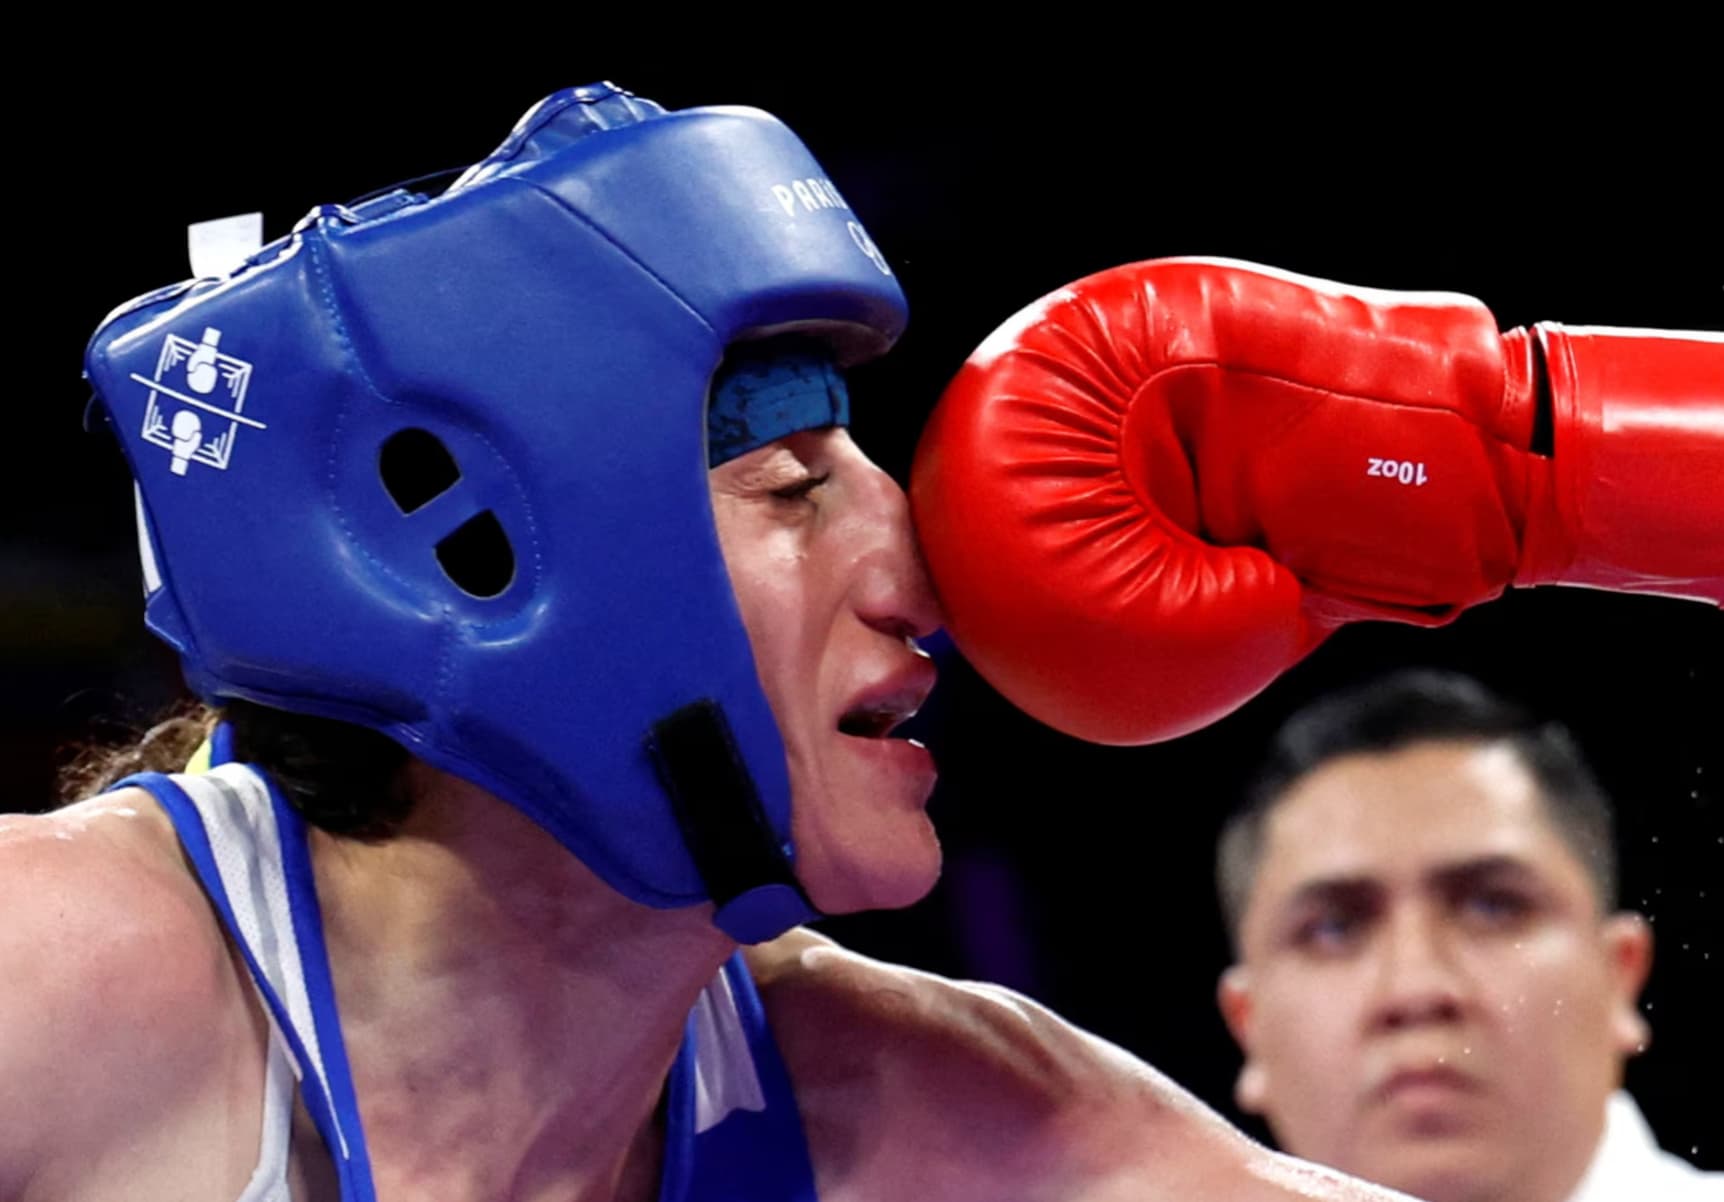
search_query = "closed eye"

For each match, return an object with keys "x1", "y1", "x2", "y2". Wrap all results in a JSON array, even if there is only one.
[{"x1": 771, "y1": 472, "x2": 830, "y2": 501}]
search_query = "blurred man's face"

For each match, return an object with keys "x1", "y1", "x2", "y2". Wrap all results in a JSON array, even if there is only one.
[{"x1": 1219, "y1": 740, "x2": 1651, "y2": 1202}]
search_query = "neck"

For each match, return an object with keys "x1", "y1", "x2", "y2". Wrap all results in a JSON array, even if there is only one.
[{"x1": 308, "y1": 762, "x2": 735, "y2": 1202}]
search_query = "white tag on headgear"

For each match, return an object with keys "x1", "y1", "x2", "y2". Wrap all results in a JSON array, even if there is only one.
[{"x1": 187, "y1": 213, "x2": 263, "y2": 279}]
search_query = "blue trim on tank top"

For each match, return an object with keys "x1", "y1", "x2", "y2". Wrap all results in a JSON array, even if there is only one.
[{"x1": 117, "y1": 771, "x2": 378, "y2": 1201}]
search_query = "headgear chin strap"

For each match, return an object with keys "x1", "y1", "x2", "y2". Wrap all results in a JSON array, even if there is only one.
[{"x1": 84, "y1": 82, "x2": 908, "y2": 942}]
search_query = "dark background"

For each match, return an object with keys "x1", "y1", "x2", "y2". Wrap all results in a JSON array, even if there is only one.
[{"x1": 9, "y1": 54, "x2": 1719, "y2": 1169}]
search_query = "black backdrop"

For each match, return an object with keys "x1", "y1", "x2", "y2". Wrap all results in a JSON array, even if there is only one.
[{"x1": 9, "y1": 53, "x2": 1719, "y2": 1169}]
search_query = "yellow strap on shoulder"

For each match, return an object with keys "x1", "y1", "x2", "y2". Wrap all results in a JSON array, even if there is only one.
[{"x1": 184, "y1": 737, "x2": 213, "y2": 775}]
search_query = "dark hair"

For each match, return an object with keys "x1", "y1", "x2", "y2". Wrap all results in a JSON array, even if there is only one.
[
  {"x1": 1216, "y1": 670, "x2": 1618, "y2": 945},
  {"x1": 58, "y1": 697, "x2": 414, "y2": 838}
]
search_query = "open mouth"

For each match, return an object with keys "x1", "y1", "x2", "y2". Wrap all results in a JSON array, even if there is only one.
[
  {"x1": 838, "y1": 704, "x2": 916, "y2": 740},
  {"x1": 836, "y1": 668, "x2": 935, "y2": 741}
]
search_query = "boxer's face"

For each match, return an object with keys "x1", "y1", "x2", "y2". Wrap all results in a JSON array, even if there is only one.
[
  {"x1": 1218, "y1": 740, "x2": 1651, "y2": 1202},
  {"x1": 710, "y1": 428, "x2": 942, "y2": 914}
]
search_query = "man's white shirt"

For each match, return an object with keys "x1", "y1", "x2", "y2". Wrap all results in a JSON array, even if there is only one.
[{"x1": 1565, "y1": 1092, "x2": 1719, "y2": 1202}]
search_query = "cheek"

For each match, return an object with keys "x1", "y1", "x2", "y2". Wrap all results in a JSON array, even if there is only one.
[
  {"x1": 736, "y1": 583, "x2": 805, "y2": 692},
  {"x1": 724, "y1": 545, "x2": 822, "y2": 705},
  {"x1": 1254, "y1": 971, "x2": 1365, "y2": 1088},
  {"x1": 1477, "y1": 931, "x2": 1620, "y2": 1050},
  {"x1": 724, "y1": 524, "x2": 798, "y2": 620}
]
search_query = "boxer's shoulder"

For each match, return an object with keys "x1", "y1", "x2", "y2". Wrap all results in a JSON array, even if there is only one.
[
  {"x1": 745, "y1": 927, "x2": 1078, "y2": 1080},
  {"x1": 0, "y1": 790, "x2": 264, "y2": 1198},
  {"x1": 2, "y1": 787, "x2": 225, "y2": 987},
  {"x1": 0, "y1": 786, "x2": 219, "y2": 959},
  {"x1": 745, "y1": 928, "x2": 1217, "y2": 1199}
]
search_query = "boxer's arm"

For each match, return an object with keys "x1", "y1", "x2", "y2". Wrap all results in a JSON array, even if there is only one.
[
  {"x1": 0, "y1": 796, "x2": 257, "y2": 1201},
  {"x1": 748, "y1": 929, "x2": 1417, "y2": 1202},
  {"x1": 1516, "y1": 323, "x2": 1724, "y2": 599}
]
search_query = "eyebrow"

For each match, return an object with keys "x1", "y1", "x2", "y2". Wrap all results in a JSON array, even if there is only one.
[
  {"x1": 1428, "y1": 854, "x2": 1544, "y2": 895},
  {"x1": 1282, "y1": 854, "x2": 1544, "y2": 913}
]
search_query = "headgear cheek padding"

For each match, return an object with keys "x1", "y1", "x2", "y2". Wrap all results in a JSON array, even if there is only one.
[{"x1": 84, "y1": 83, "x2": 908, "y2": 942}]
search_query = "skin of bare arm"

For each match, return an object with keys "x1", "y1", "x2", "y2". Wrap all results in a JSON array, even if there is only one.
[
  {"x1": 748, "y1": 928, "x2": 1422, "y2": 1202},
  {"x1": 0, "y1": 791, "x2": 272, "y2": 1202}
]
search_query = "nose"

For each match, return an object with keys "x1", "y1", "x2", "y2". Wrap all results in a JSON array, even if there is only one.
[
  {"x1": 847, "y1": 459, "x2": 945, "y2": 643},
  {"x1": 1366, "y1": 905, "x2": 1473, "y2": 1032}
]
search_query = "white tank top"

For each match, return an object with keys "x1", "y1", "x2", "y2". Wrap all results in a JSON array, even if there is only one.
[{"x1": 137, "y1": 760, "x2": 815, "y2": 1202}]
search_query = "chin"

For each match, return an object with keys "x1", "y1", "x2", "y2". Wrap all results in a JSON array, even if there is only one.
[
  {"x1": 1360, "y1": 1144, "x2": 1501, "y2": 1202},
  {"x1": 797, "y1": 819, "x2": 943, "y2": 915}
]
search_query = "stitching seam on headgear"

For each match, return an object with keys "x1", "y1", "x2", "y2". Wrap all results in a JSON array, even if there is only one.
[
  {"x1": 307, "y1": 220, "x2": 545, "y2": 630},
  {"x1": 518, "y1": 178, "x2": 717, "y2": 337},
  {"x1": 305, "y1": 230, "x2": 421, "y2": 601}
]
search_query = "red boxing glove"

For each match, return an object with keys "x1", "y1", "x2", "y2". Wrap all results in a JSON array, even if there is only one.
[{"x1": 910, "y1": 258, "x2": 1723, "y2": 745}]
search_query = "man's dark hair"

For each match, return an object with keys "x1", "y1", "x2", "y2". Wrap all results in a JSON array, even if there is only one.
[{"x1": 1216, "y1": 670, "x2": 1618, "y2": 946}]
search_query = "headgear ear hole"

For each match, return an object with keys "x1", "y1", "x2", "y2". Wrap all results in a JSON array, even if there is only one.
[
  {"x1": 435, "y1": 510, "x2": 515, "y2": 598},
  {"x1": 380, "y1": 428, "x2": 462, "y2": 514}
]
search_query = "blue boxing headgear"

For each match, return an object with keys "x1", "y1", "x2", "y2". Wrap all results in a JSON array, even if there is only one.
[{"x1": 84, "y1": 83, "x2": 908, "y2": 942}]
